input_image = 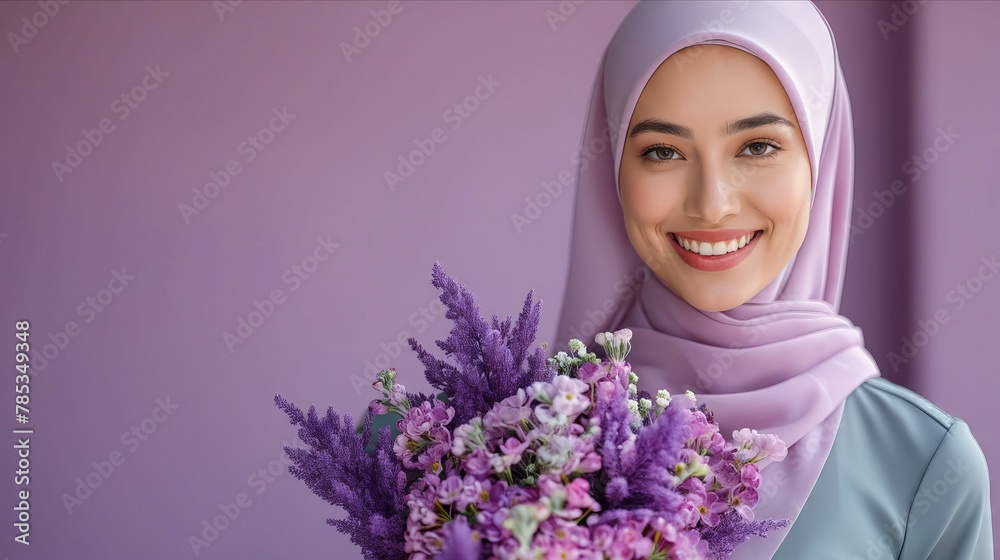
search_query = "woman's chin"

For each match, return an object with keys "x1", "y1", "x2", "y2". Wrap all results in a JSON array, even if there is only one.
[
  {"x1": 675, "y1": 283, "x2": 755, "y2": 313},
  {"x1": 688, "y1": 297, "x2": 744, "y2": 313}
]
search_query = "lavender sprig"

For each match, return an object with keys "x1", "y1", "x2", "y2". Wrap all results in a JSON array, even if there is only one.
[
  {"x1": 700, "y1": 509, "x2": 792, "y2": 559},
  {"x1": 274, "y1": 395, "x2": 407, "y2": 560},
  {"x1": 407, "y1": 261, "x2": 553, "y2": 426}
]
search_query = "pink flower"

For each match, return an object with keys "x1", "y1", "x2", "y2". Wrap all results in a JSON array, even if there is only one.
[
  {"x1": 369, "y1": 400, "x2": 387, "y2": 415},
  {"x1": 576, "y1": 361, "x2": 604, "y2": 383},
  {"x1": 660, "y1": 529, "x2": 708, "y2": 560},
  {"x1": 498, "y1": 436, "x2": 530, "y2": 464},
  {"x1": 590, "y1": 524, "x2": 616, "y2": 550},
  {"x1": 711, "y1": 460, "x2": 741, "y2": 490},
  {"x1": 732, "y1": 428, "x2": 787, "y2": 463},
  {"x1": 732, "y1": 484, "x2": 760, "y2": 511},
  {"x1": 608, "y1": 361, "x2": 631, "y2": 388},
  {"x1": 683, "y1": 483, "x2": 728, "y2": 528},
  {"x1": 550, "y1": 375, "x2": 591, "y2": 418},
  {"x1": 740, "y1": 462, "x2": 762, "y2": 489},
  {"x1": 577, "y1": 451, "x2": 602, "y2": 473},
  {"x1": 564, "y1": 477, "x2": 600, "y2": 512}
]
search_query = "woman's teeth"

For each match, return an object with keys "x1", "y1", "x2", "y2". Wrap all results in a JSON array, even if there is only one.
[{"x1": 675, "y1": 232, "x2": 757, "y2": 256}]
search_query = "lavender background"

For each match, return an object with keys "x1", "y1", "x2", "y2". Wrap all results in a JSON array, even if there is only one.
[{"x1": 0, "y1": 1, "x2": 997, "y2": 558}]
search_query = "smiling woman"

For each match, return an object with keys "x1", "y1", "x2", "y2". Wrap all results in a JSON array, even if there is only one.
[
  {"x1": 619, "y1": 44, "x2": 812, "y2": 312},
  {"x1": 555, "y1": 1, "x2": 993, "y2": 558}
]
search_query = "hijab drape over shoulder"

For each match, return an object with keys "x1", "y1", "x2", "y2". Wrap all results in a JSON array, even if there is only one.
[{"x1": 554, "y1": 1, "x2": 880, "y2": 555}]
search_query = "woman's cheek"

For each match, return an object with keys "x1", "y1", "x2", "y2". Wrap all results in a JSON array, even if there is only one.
[{"x1": 751, "y1": 167, "x2": 809, "y2": 225}]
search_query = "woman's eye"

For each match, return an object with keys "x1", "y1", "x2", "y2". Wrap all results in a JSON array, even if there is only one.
[
  {"x1": 644, "y1": 147, "x2": 679, "y2": 161},
  {"x1": 741, "y1": 142, "x2": 777, "y2": 157}
]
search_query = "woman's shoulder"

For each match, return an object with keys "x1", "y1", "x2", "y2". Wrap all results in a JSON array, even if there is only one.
[
  {"x1": 849, "y1": 376, "x2": 957, "y2": 428},
  {"x1": 842, "y1": 376, "x2": 988, "y2": 484},
  {"x1": 844, "y1": 376, "x2": 984, "y2": 450},
  {"x1": 776, "y1": 377, "x2": 993, "y2": 559}
]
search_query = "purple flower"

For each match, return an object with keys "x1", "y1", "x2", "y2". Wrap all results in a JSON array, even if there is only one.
[
  {"x1": 482, "y1": 389, "x2": 531, "y2": 431},
  {"x1": 462, "y1": 447, "x2": 492, "y2": 477},
  {"x1": 437, "y1": 517, "x2": 482, "y2": 560},
  {"x1": 455, "y1": 475, "x2": 490, "y2": 512}
]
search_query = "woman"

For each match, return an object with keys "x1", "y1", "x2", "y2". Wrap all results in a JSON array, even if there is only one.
[{"x1": 554, "y1": 1, "x2": 993, "y2": 558}]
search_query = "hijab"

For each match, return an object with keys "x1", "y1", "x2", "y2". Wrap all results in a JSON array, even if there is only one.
[{"x1": 554, "y1": 1, "x2": 880, "y2": 555}]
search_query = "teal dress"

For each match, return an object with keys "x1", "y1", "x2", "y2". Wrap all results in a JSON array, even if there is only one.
[
  {"x1": 773, "y1": 377, "x2": 993, "y2": 559},
  {"x1": 362, "y1": 378, "x2": 993, "y2": 558}
]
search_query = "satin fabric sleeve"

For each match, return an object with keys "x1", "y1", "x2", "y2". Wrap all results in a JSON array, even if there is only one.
[
  {"x1": 899, "y1": 419, "x2": 993, "y2": 560},
  {"x1": 772, "y1": 378, "x2": 993, "y2": 559}
]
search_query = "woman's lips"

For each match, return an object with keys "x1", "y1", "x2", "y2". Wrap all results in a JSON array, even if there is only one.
[{"x1": 669, "y1": 229, "x2": 763, "y2": 272}]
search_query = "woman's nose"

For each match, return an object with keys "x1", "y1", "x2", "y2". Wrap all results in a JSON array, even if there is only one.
[{"x1": 683, "y1": 162, "x2": 741, "y2": 224}]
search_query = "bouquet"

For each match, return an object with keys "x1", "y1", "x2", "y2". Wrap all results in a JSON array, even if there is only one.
[{"x1": 275, "y1": 262, "x2": 789, "y2": 559}]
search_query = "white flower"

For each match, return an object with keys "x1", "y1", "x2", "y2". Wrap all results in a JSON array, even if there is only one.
[
  {"x1": 627, "y1": 399, "x2": 641, "y2": 425},
  {"x1": 638, "y1": 398, "x2": 652, "y2": 416},
  {"x1": 656, "y1": 389, "x2": 672, "y2": 408},
  {"x1": 613, "y1": 328, "x2": 633, "y2": 344}
]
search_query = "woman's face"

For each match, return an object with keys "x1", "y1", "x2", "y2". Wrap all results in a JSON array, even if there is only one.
[{"x1": 619, "y1": 44, "x2": 812, "y2": 312}]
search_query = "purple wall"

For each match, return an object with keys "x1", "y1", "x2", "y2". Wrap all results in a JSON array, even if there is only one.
[{"x1": 0, "y1": 1, "x2": 996, "y2": 557}]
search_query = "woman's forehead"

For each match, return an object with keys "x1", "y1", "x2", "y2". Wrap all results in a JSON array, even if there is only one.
[{"x1": 629, "y1": 45, "x2": 799, "y2": 129}]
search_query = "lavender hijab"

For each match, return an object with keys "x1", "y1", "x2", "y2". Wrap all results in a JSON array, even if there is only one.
[{"x1": 554, "y1": 1, "x2": 880, "y2": 554}]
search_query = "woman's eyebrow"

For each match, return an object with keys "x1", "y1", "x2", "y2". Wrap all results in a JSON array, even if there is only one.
[
  {"x1": 628, "y1": 112, "x2": 795, "y2": 140},
  {"x1": 719, "y1": 112, "x2": 796, "y2": 137}
]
